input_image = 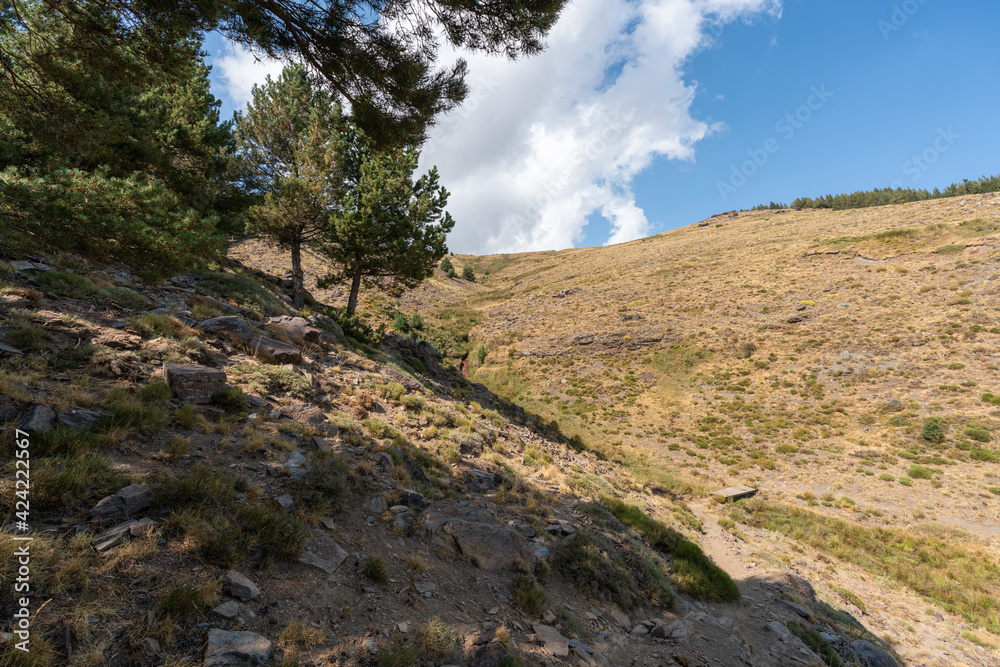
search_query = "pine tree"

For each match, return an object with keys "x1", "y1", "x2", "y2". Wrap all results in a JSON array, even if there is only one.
[
  {"x1": 234, "y1": 65, "x2": 349, "y2": 308},
  {"x1": 317, "y1": 143, "x2": 454, "y2": 316},
  {"x1": 5, "y1": 0, "x2": 567, "y2": 147},
  {"x1": 0, "y1": 2, "x2": 232, "y2": 278}
]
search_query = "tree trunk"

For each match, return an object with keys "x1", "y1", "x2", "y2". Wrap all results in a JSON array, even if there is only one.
[
  {"x1": 290, "y1": 234, "x2": 304, "y2": 309},
  {"x1": 346, "y1": 266, "x2": 362, "y2": 317}
]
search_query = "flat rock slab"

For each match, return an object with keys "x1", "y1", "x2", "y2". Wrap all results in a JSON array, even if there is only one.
[
  {"x1": 91, "y1": 520, "x2": 138, "y2": 552},
  {"x1": 57, "y1": 409, "x2": 103, "y2": 429},
  {"x1": 163, "y1": 363, "x2": 226, "y2": 403},
  {"x1": 532, "y1": 624, "x2": 569, "y2": 657},
  {"x1": 710, "y1": 484, "x2": 757, "y2": 501},
  {"x1": 298, "y1": 529, "x2": 348, "y2": 574},
  {"x1": 420, "y1": 501, "x2": 535, "y2": 571},
  {"x1": 89, "y1": 484, "x2": 153, "y2": 519},
  {"x1": 203, "y1": 629, "x2": 271, "y2": 666}
]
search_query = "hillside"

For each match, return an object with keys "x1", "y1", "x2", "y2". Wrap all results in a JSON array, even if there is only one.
[
  {"x1": 234, "y1": 193, "x2": 1000, "y2": 665},
  {"x1": 0, "y1": 193, "x2": 997, "y2": 667}
]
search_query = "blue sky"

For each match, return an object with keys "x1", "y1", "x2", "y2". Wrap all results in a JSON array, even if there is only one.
[
  {"x1": 204, "y1": 0, "x2": 1000, "y2": 253},
  {"x1": 625, "y1": 0, "x2": 1000, "y2": 248}
]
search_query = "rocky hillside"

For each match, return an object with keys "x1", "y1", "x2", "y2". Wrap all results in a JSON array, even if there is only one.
[{"x1": 0, "y1": 193, "x2": 997, "y2": 667}]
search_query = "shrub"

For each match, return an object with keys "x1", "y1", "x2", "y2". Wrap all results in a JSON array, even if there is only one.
[
  {"x1": 409, "y1": 313, "x2": 424, "y2": 330},
  {"x1": 228, "y1": 362, "x2": 311, "y2": 399},
  {"x1": 831, "y1": 586, "x2": 867, "y2": 614},
  {"x1": 392, "y1": 312, "x2": 410, "y2": 333},
  {"x1": 462, "y1": 266, "x2": 476, "y2": 282},
  {"x1": 363, "y1": 418, "x2": 396, "y2": 439},
  {"x1": 439, "y1": 257, "x2": 454, "y2": 274},
  {"x1": 138, "y1": 382, "x2": 172, "y2": 403},
  {"x1": 982, "y1": 393, "x2": 1000, "y2": 406},
  {"x1": 158, "y1": 581, "x2": 219, "y2": 617},
  {"x1": 601, "y1": 497, "x2": 739, "y2": 602},
  {"x1": 879, "y1": 473, "x2": 895, "y2": 482},
  {"x1": 921, "y1": 420, "x2": 945, "y2": 444},
  {"x1": 377, "y1": 382, "x2": 406, "y2": 401},
  {"x1": 363, "y1": 555, "x2": 389, "y2": 584},
  {"x1": 734, "y1": 341, "x2": 757, "y2": 359},
  {"x1": 970, "y1": 449, "x2": 998, "y2": 463},
  {"x1": 291, "y1": 453, "x2": 353, "y2": 514},
  {"x1": 988, "y1": 487, "x2": 1000, "y2": 496},
  {"x1": 906, "y1": 465, "x2": 935, "y2": 480},
  {"x1": 476, "y1": 344, "x2": 487, "y2": 365},
  {"x1": 552, "y1": 530, "x2": 642, "y2": 610},
  {"x1": 898, "y1": 476, "x2": 913, "y2": 486},
  {"x1": 513, "y1": 574, "x2": 547, "y2": 615},
  {"x1": 401, "y1": 395, "x2": 425, "y2": 412},
  {"x1": 964, "y1": 426, "x2": 991, "y2": 443},
  {"x1": 379, "y1": 641, "x2": 417, "y2": 667},
  {"x1": 418, "y1": 617, "x2": 457, "y2": 660},
  {"x1": 213, "y1": 386, "x2": 248, "y2": 412},
  {"x1": 787, "y1": 621, "x2": 842, "y2": 667}
]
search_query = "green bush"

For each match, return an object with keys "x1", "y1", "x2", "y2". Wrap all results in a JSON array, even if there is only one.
[
  {"x1": 551, "y1": 530, "x2": 642, "y2": 610},
  {"x1": 921, "y1": 420, "x2": 945, "y2": 444},
  {"x1": 970, "y1": 449, "x2": 999, "y2": 463},
  {"x1": 964, "y1": 426, "x2": 991, "y2": 443},
  {"x1": 363, "y1": 555, "x2": 389, "y2": 584},
  {"x1": 212, "y1": 386, "x2": 248, "y2": 412},
  {"x1": 409, "y1": 313, "x2": 424, "y2": 330},
  {"x1": 462, "y1": 266, "x2": 476, "y2": 282},
  {"x1": 601, "y1": 497, "x2": 739, "y2": 602},
  {"x1": 228, "y1": 362, "x2": 311, "y2": 399},
  {"x1": 906, "y1": 465, "x2": 935, "y2": 480},
  {"x1": 513, "y1": 574, "x2": 547, "y2": 615},
  {"x1": 898, "y1": 476, "x2": 913, "y2": 486},
  {"x1": 291, "y1": 453, "x2": 353, "y2": 515},
  {"x1": 392, "y1": 312, "x2": 410, "y2": 333},
  {"x1": 439, "y1": 257, "x2": 453, "y2": 274},
  {"x1": 379, "y1": 641, "x2": 417, "y2": 667}
]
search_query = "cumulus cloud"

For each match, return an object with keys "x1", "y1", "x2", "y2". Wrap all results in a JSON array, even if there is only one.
[
  {"x1": 212, "y1": 42, "x2": 285, "y2": 108},
  {"x1": 419, "y1": 0, "x2": 782, "y2": 253}
]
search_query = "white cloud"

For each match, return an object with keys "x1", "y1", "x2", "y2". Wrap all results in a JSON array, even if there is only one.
[
  {"x1": 212, "y1": 42, "x2": 285, "y2": 108},
  {"x1": 419, "y1": 0, "x2": 782, "y2": 253}
]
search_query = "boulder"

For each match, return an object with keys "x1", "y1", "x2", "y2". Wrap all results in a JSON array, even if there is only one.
[
  {"x1": 251, "y1": 336, "x2": 302, "y2": 365},
  {"x1": 419, "y1": 501, "x2": 536, "y2": 571},
  {"x1": 307, "y1": 314, "x2": 345, "y2": 340},
  {"x1": 223, "y1": 570, "x2": 261, "y2": 601},
  {"x1": 203, "y1": 629, "x2": 271, "y2": 666},
  {"x1": 841, "y1": 640, "x2": 899, "y2": 667},
  {"x1": 57, "y1": 409, "x2": 102, "y2": 429},
  {"x1": 268, "y1": 316, "x2": 321, "y2": 345},
  {"x1": 381, "y1": 368, "x2": 421, "y2": 391},
  {"x1": 532, "y1": 624, "x2": 569, "y2": 657},
  {"x1": 89, "y1": 484, "x2": 153, "y2": 519},
  {"x1": 198, "y1": 316, "x2": 255, "y2": 344},
  {"x1": 18, "y1": 405, "x2": 55, "y2": 432},
  {"x1": 283, "y1": 404, "x2": 326, "y2": 426},
  {"x1": 163, "y1": 363, "x2": 226, "y2": 403}
]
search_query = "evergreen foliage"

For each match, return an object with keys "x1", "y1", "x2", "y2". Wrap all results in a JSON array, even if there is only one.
[
  {"x1": 0, "y1": 1, "x2": 234, "y2": 278},
  {"x1": 3, "y1": 0, "x2": 567, "y2": 147},
  {"x1": 234, "y1": 64, "x2": 349, "y2": 307},
  {"x1": 789, "y1": 175, "x2": 1000, "y2": 211},
  {"x1": 317, "y1": 141, "x2": 454, "y2": 317}
]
